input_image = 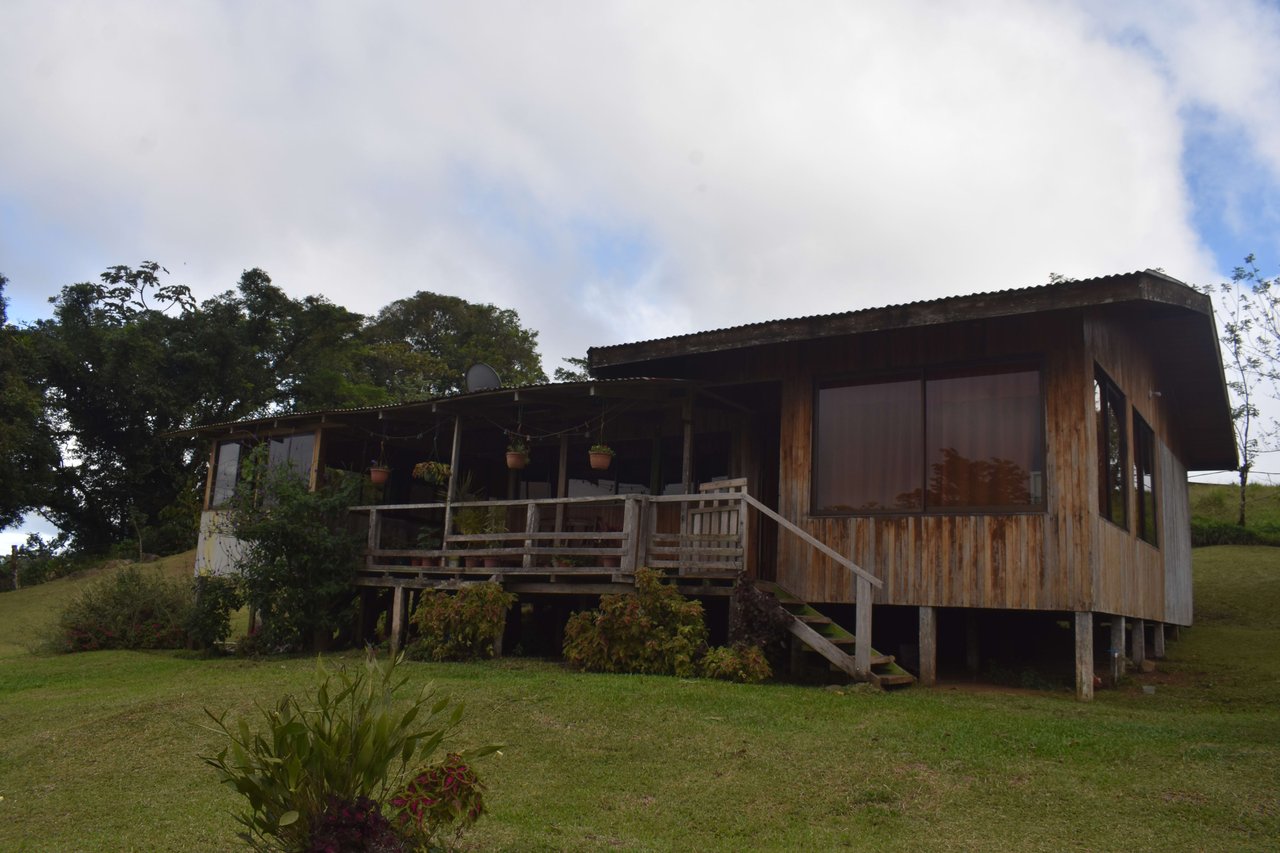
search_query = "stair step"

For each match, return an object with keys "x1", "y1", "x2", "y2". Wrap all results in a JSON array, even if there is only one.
[
  {"x1": 798, "y1": 613, "x2": 832, "y2": 625},
  {"x1": 875, "y1": 673, "x2": 916, "y2": 687}
]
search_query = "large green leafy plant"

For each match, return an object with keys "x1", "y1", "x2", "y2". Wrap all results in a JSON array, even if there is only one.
[
  {"x1": 201, "y1": 653, "x2": 496, "y2": 852},
  {"x1": 407, "y1": 582, "x2": 515, "y2": 662},
  {"x1": 223, "y1": 449, "x2": 363, "y2": 652}
]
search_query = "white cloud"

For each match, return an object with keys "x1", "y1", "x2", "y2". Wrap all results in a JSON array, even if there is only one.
[{"x1": 2, "y1": 0, "x2": 1279, "y2": 371}]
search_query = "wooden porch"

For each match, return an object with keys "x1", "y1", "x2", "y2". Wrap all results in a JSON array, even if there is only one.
[{"x1": 351, "y1": 480, "x2": 913, "y2": 686}]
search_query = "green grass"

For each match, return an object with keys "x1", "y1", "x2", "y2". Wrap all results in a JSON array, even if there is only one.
[
  {"x1": 1189, "y1": 480, "x2": 1280, "y2": 528},
  {"x1": 1, "y1": 550, "x2": 1278, "y2": 850}
]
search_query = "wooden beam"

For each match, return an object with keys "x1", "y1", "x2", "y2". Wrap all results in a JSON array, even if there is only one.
[
  {"x1": 918, "y1": 605, "x2": 937, "y2": 686},
  {"x1": 1153, "y1": 621, "x2": 1166, "y2": 659},
  {"x1": 441, "y1": 415, "x2": 463, "y2": 556},
  {"x1": 554, "y1": 433, "x2": 569, "y2": 537},
  {"x1": 1075, "y1": 611, "x2": 1094, "y2": 701},
  {"x1": 1131, "y1": 618, "x2": 1146, "y2": 667}
]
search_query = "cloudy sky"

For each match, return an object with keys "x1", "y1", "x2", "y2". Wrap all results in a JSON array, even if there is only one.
[{"x1": 2, "y1": 1, "x2": 1280, "y2": 543}]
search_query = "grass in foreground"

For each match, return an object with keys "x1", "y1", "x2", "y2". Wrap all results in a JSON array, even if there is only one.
[{"x1": 0, "y1": 548, "x2": 1277, "y2": 851}]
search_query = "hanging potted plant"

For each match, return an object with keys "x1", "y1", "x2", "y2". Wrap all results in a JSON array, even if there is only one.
[
  {"x1": 506, "y1": 437, "x2": 529, "y2": 470},
  {"x1": 412, "y1": 460, "x2": 451, "y2": 485},
  {"x1": 369, "y1": 459, "x2": 391, "y2": 485},
  {"x1": 589, "y1": 443, "x2": 615, "y2": 471}
]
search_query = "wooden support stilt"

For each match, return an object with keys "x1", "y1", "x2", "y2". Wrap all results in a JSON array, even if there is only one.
[
  {"x1": 390, "y1": 586, "x2": 406, "y2": 655},
  {"x1": 1075, "y1": 611, "x2": 1094, "y2": 701},
  {"x1": 1153, "y1": 621, "x2": 1166, "y2": 659},
  {"x1": 1110, "y1": 614, "x2": 1126, "y2": 680},
  {"x1": 918, "y1": 605, "x2": 937, "y2": 686},
  {"x1": 1131, "y1": 618, "x2": 1146, "y2": 667}
]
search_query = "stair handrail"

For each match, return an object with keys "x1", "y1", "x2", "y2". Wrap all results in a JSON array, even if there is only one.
[{"x1": 741, "y1": 493, "x2": 883, "y2": 590}]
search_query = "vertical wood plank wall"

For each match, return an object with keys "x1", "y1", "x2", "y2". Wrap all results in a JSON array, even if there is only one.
[
  {"x1": 1085, "y1": 311, "x2": 1190, "y2": 624},
  {"x1": 768, "y1": 313, "x2": 1095, "y2": 611}
]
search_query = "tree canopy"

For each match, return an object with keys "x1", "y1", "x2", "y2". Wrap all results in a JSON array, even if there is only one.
[{"x1": 9, "y1": 263, "x2": 546, "y2": 554}]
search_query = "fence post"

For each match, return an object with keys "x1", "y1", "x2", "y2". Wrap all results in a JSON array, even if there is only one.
[
  {"x1": 10, "y1": 545, "x2": 17, "y2": 591},
  {"x1": 365, "y1": 510, "x2": 380, "y2": 569},
  {"x1": 855, "y1": 575, "x2": 872, "y2": 677}
]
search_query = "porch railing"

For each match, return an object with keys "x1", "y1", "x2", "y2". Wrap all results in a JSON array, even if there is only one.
[{"x1": 350, "y1": 478, "x2": 884, "y2": 675}]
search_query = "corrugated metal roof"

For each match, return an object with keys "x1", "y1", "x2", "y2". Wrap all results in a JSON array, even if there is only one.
[{"x1": 589, "y1": 269, "x2": 1177, "y2": 355}]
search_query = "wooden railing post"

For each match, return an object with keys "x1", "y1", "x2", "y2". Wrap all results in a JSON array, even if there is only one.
[
  {"x1": 855, "y1": 576, "x2": 872, "y2": 677},
  {"x1": 390, "y1": 585, "x2": 406, "y2": 655},
  {"x1": 366, "y1": 509, "x2": 380, "y2": 568},
  {"x1": 621, "y1": 496, "x2": 640, "y2": 576},
  {"x1": 523, "y1": 502, "x2": 538, "y2": 570}
]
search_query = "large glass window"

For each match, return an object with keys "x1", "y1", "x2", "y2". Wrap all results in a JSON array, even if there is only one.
[
  {"x1": 1095, "y1": 367, "x2": 1128, "y2": 529},
  {"x1": 814, "y1": 364, "x2": 1043, "y2": 514},
  {"x1": 1133, "y1": 414, "x2": 1158, "y2": 546},
  {"x1": 210, "y1": 431, "x2": 316, "y2": 508},
  {"x1": 268, "y1": 432, "x2": 316, "y2": 482}
]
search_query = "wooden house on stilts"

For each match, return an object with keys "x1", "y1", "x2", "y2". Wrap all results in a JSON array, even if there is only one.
[{"x1": 185, "y1": 270, "x2": 1236, "y2": 698}]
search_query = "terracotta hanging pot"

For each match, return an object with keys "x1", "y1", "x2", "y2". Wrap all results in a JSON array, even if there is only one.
[
  {"x1": 506, "y1": 451, "x2": 529, "y2": 470},
  {"x1": 369, "y1": 466, "x2": 391, "y2": 485},
  {"x1": 589, "y1": 446, "x2": 614, "y2": 471}
]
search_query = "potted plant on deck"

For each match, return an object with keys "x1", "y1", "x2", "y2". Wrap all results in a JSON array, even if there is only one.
[
  {"x1": 412, "y1": 460, "x2": 451, "y2": 486},
  {"x1": 589, "y1": 443, "x2": 615, "y2": 471}
]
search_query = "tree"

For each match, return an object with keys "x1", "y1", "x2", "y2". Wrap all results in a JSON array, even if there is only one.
[
  {"x1": 0, "y1": 275, "x2": 60, "y2": 529},
  {"x1": 553, "y1": 355, "x2": 592, "y2": 382},
  {"x1": 363, "y1": 291, "x2": 546, "y2": 398},
  {"x1": 1210, "y1": 255, "x2": 1280, "y2": 527}
]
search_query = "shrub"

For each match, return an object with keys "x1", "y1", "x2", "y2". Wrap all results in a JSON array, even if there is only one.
[
  {"x1": 391, "y1": 753, "x2": 486, "y2": 849},
  {"x1": 307, "y1": 796, "x2": 405, "y2": 853},
  {"x1": 1191, "y1": 519, "x2": 1261, "y2": 547},
  {"x1": 186, "y1": 573, "x2": 243, "y2": 651},
  {"x1": 223, "y1": 451, "x2": 364, "y2": 652},
  {"x1": 407, "y1": 583, "x2": 515, "y2": 662},
  {"x1": 563, "y1": 568, "x2": 707, "y2": 676},
  {"x1": 54, "y1": 564, "x2": 192, "y2": 652},
  {"x1": 700, "y1": 644, "x2": 772, "y2": 683},
  {"x1": 201, "y1": 653, "x2": 496, "y2": 852},
  {"x1": 728, "y1": 575, "x2": 793, "y2": 666}
]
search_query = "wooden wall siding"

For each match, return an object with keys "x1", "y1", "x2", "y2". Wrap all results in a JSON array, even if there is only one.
[
  {"x1": 774, "y1": 313, "x2": 1094, "y2": 610},
  {"x1": 1162, "y1": 444, "x2": 1193, "y2": 625},
  {"x1": 1084, "y1": 311, "x2": 1186, "y2": 622}
]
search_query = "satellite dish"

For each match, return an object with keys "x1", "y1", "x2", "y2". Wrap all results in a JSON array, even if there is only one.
[{"x1": 464, "y1": 363, "x2": 502, "y2": 392}]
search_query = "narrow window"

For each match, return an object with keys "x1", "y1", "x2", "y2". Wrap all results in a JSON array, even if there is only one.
[
  {"x1": 1095, "y1": 367, "x2": 1128, "y2": 528},
  {"x1": 1134, "y1": 414, "x2": 1158, "y2": 546}
]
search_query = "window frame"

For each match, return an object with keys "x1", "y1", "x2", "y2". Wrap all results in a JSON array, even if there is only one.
[
  {"x1": 1094, "y1": 366, "x2": 1129, "y2": 531},
  {"x1": 810, "y1": 357, "x2": 1048, "y2": 517},
  {"x1": 1133, "y1": 412, "x2": 1159, "y2": 547}
]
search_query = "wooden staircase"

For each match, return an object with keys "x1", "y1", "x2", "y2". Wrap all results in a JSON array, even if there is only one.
[{"x1": 757, "y1": 581, "x2": 915, "y2": 688}]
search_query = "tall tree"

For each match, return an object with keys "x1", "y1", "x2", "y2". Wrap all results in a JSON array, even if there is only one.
[
  {"x1": 0, "y1": 275, "x2": 60, "y2": 529},
  {"x1": 363, "y1": 291, "x2": 545, "y2": 398}
]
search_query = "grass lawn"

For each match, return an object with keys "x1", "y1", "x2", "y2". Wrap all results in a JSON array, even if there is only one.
[{"x1": 0, "y1": 549, "x2": 1278, "y2": 851}]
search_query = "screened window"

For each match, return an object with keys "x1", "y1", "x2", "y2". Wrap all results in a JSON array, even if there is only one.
[
  {"x1": 1134, "y1": 414, "x2": 1158, "y2": 546},
  {"x1": 814, "y1": 364, "x2": 1043, "y2": 514},
  {"x1": 1095, "y1": 368, "x2": 1127, "y2": 528}
]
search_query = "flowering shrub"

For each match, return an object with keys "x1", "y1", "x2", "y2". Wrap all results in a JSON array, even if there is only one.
[
  {"x1": 699, "y1": 643, "x2": 772, "y2": 683},
  {"x1": 563, "y1": 568, "x2": 707, "y2": 676},
  {"x1": 55, "y1": 564, "x2": 192, "y2": 652},
  {"x1": 202, "y1": 653, "x2": 497, "y2": 851},
  {"x1": 407, "y1": 582, "x2": 515, "y2": 662},
  {"x1": 391, "y1": 753, "x2": 485, "y2": 848}
]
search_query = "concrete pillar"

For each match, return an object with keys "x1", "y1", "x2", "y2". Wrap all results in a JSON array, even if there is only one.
[
  {"x1": 918, "y1": 606, "x2": 937, "y2": 686},
  {"x1": 1131, "y1": 618, "x2": 1146, "y2": 667},
  {"x1": 1075, "y1": 611, "x2": 1094, "y2": 701},
  {"x1": 1110, "y1": 614, "x2": 1127, "y2": 680}
]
